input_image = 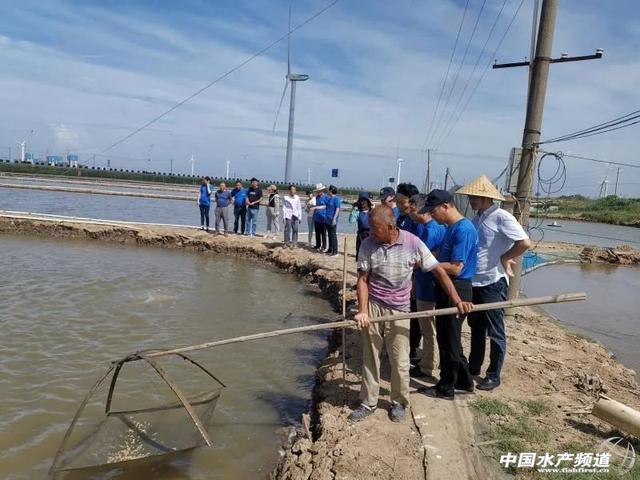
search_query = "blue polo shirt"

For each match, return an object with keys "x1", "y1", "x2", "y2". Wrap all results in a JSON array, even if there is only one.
[
  {"x1": 397, "y1": 215, "x2": 425, "y2": 238},
  {"x1": 313, "y1": 194, "x2": 328, "y2": 223},
  {"x1": 437, "y1": 218, "x2": 478, "y2": 280},
  {"x1": 416, "y1": 220, "x2": 447, "y2": 301},
  {"x1": 215, "y1": 190, "x2": 232, "y2": 208},
  {"x1": 231, "y1": 187, "x2": 247, "y2": 207},
  {"x1": 324, "y1": 195, "x2": 341, "y2": 224}
]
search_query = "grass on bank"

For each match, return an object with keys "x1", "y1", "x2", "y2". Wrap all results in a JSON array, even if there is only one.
[
  {"x1": 554, "y1": 195, "x2": 640, "y2": 227},
  {"x1": 470, "y1": 397, "x2": 640, "y2": 479}
]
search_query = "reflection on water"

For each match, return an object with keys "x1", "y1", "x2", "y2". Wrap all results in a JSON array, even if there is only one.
[
  {"x1": 0, "y1": 235, "x2": 332, "y2": 479},
  {"x1": 523, "y1": 263, "x2": 640, "y2": 377}
]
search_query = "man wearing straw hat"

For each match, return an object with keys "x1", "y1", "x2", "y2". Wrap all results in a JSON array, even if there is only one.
[
  {"x1": 456, "y1": 175, "x2": 531, "y2": 391},
  {"x1": 349, "y1": 205, "x2": 472, "y2": 423}
]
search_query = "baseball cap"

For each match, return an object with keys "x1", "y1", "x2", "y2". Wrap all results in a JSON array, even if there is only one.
[
  {"x1": 379, "y1": 186, "x2": 396, "y2": 200},
  {"x1": 420, "y1": 189, "x2": 453, "y2": 213}
]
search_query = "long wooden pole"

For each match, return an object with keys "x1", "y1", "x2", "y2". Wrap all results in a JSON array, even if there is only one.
[
  {"x1": 147, "y1": 292, "x2": 585, "y2": 359},
  {"x1": 341, "y1": 237, "x2": 348, "y2": 405}
]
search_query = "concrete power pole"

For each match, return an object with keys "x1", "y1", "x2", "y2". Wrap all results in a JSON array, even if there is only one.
[
  {"x1": 507, "y1": 0, "x2": 558, "y2": 299},
  {"x1": 444, "y1": 167, "x2": 450, "y2": 190},
  {"x1": 423, "y1": 148, "x2": 431, "y2": 193},
  {"x1": 614, "y1": 167, "x2": 621, "y2": 196}
]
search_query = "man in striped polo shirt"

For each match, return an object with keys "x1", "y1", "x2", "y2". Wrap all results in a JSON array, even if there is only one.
[{"x1": 349, "y1": 206, "x2": 473, "y2": 423}]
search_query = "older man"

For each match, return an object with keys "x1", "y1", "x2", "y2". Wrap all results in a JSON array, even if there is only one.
[
  {"x1": 349, "y1": 206, "x2": 472, "y2": 423},
  {"x1": 457, "y1": 175, "x2": 531, "y2": 391}
]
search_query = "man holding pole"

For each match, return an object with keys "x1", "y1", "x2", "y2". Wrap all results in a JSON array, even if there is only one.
[
  {"x1": 349, "y1": 206, "x2": 472, "y2": 423},
  {"x1": 457, "y1": 175, "x2": 531, "y2": 391}
]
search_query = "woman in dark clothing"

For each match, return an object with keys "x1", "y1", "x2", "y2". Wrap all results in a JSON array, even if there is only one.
[
  {"x1": 355, "y1": 193, "x2": 372, "y2": 259},
  {"x1": 197, "y1": 176, "x2": 212, "y2": 231}
]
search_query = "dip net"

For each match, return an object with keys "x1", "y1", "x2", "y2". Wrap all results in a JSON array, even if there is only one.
[{"x1": 49, "y1": 351, "x2": 225, "y2": 473}]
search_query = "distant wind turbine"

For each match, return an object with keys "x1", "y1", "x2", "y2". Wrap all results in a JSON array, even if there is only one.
[{"x1": 272, "y1": 7, "x2": 309, "y2": 184}]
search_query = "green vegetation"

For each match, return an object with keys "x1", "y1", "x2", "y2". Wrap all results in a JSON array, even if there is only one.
[
  {"x1": 554, "y1": 195, "x2": 640, "y2": 227},
  {"x1": 470, "y1": 397, "x2": 640, "y2": 479},
  {"x1": 471, "y1": 397, "x2": 514, "y2": 416},
  {"x1": 0, "y1": 161, "x2": 366, "y2": 195}
]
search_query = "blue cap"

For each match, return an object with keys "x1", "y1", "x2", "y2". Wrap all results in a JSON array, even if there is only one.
[
  {"x1": 421, "y1": 189, "x2": 453, "y2": 213},
  {"x1": 379, "y1": 186, "x2": 395, "y2": 200}
]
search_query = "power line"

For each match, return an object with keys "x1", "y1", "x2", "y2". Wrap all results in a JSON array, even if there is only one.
[
  {"x1": 543, "y1": 151, "x2": 640, "y2": 169},
  {"x1": 100, "y1": 0, "x2": 340, "y2": 155},
  {"x1": 435, "y1": 0, "x2": 526, "y2": 149},
  {"x1": 430, "y1": 0, "x2": 488, "y2": 147},
  {"x1": 423, "y1": 0, "x2": 471, "y2": 149},
  {"x1": 434, "y1": 0, "x2": 509, "y2": 149},
  {"x1": 539, "y1": 110, "x2": 640, "y2": 144},
  {"x1": 539, "y1": 227, "x2": 640, "y2": 245}
]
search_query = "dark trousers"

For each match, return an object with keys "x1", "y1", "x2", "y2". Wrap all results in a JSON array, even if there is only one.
[
  {"x1": 233, "y1": 205, "x2": 246, "y2": 234},
  {"x1": 314, "y1": 221, "x2": 327, "y2": 250},
  {"x1": 435, "y1": 278, "x2": 473, "y2": 393},
  {"x1": 199, "y1": 204, "x2": 210, "y2": 229},
  {"x1": 326, "y1": 223, "x2": 338, "y2": 254},
  {"x1": 409, "y1": 296, "x2": 421, "y2": 355},
  {"x1": 468, "y1": 277, "x2": 508, "y2": 379}
]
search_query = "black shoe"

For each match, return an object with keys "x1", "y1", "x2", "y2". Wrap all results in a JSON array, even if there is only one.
[
  {"x1": 477, "y1": 377, "x2": 501, "y2": 391},
  {"x1": 455, "y1": 382, "x2": 475, "y2": 393},
  {"x1": 409, "y1": 365, "x2": 430, "y2": 378},
  {"x1": 418, "y1": 386, "x2": 454, "y2": 401}
]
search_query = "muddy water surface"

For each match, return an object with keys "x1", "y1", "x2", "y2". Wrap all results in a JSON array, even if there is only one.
[{"x1": 0, "y1": 235, "x2": 332, "y2": 479}]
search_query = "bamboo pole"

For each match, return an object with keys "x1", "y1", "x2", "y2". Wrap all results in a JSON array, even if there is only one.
[
  {"x1": 147, "y1": 292, "x2": 586, "y2": 359},
  {"x1": 341, "y1": 237, "x2": 348, "y2": 405},
  {"x1": 592, "y1": 394, "x2": 640, "y2": 437}
]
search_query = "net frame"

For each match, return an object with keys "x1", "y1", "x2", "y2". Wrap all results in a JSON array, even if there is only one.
[{"x1": 49, "y1": 350, "x2": 225, "y2": 474}]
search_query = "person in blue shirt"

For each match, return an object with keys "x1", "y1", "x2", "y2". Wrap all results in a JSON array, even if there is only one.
[
  {"x1": 407, "y1": 194, "x2": 447, "y2": 379},
  {"x1": 196, "y1": 176, "x2": 212, "y2": 231},
  {"x1": 214, "y1": 182, "x2": 232, "y2": 234},
  {"x1": 311, "y1": 184, "x2": 328, "y2": 251},
  {"x1": 354, "y1": 193, "x2": 372, "y2": 260},
  {"x1": 421, "y1": 189, "x2": 478, "y2": 401},
  {"x1": 230, "y1": 181, "x2": 247, "y2": 234},
  {"x1": 379, "y1": 187, "x2": 399, "y2": 219},
  {"x1": 324, "y1": 185, "x2": 341, "y2": 257},
  {"x1": 395, "y1": 182, "x2": 423, "y2": 362}
]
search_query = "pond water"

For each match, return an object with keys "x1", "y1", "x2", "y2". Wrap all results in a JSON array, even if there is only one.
[{"x1": 0, "y1": 235, "x2": 333, "y2": 479}]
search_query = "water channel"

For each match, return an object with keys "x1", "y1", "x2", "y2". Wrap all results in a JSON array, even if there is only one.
[{"x1": 0, "y1": 235, "x2": 333, "y2": 480}]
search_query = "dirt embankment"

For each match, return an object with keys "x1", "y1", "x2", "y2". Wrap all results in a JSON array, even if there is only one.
[{"x1": 2, "y1": 216, "x2": 639, "y2": 480}]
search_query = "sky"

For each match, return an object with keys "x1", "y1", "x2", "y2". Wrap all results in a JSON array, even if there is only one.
[{"x1": 1, "y1": 0, "x2": 639, "y2": 196}]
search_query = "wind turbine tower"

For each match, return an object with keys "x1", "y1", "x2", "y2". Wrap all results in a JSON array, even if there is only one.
[
  {"x1": 190, "y1": 152, "x2": 195, "y2": 177},
  {"x1": 273, "y1": 7, "x2": 309, "y2": 183},
  {"x1": 16, "y1": 140, "x2": 26, "y2": 162}
]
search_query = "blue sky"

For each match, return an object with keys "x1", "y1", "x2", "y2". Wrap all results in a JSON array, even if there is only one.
[{"x1": 1, "y1": 0, "x2": 639, "y2": 195}]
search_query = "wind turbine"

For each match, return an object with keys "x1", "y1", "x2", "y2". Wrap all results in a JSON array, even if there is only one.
[
  {"x1": 190, "y1": 152, "x2": 196, "y2": 176},
  {"x1": 15, "y1": 140, "x2": 26, "y2": 162},
  {"x1": 272, "y1": 7, "x2": 309, "y2": 184}
]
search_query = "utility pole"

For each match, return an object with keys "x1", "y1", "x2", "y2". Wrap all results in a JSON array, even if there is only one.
[
  {"x1": 493, "y1": 0, "x2": 603, "y2": 299},
  {"x1": 444, "y1": 167, "x2": 450, "y2": 190},
  {"x1": 395, "y1": 157, "x2": 403, "y2": 188},
  {"x1": 170, "y1": 158, "x2": 173, "y2": 175},
  {"x1": 225, "y1": 159, "x2": 230, "y2": 179},
  {"x1": 423, "y1": 148, "x2": 432, "y2": 193},
  {"x1": 614, "y1": 167, "x2": 621, "y2": 196}
]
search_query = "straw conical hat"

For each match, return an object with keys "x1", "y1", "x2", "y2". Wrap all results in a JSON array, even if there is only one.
[{"x1": 456, "y1": 175, "x2": 505, "y2": 201}]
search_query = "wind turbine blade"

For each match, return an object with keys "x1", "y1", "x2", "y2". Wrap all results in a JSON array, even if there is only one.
[
  {"x1": 287, "y1": 6, "x2": 292, "y2": 76},
  {"x1": 272, "y1": 80, "x2": 289, "y2": 132}
]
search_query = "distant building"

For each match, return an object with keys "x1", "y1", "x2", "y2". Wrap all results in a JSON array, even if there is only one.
[
  {"x1": 47, "y1": 155, "x2": 64, "y2": 166},
  {"x1": 67, "y1": 154, "x2": 79, "y2": 168}
]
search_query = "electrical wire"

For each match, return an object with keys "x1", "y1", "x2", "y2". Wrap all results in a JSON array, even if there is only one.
[
  {"x1": 423, "y1": 0, "x2": 471, "y2": 149},
  {"x1": 536, "y1": 151, "x2": 566, "y2": 195},
  {"x1": 100, "y1": 0, "x2": 340, "y2": 155},
  {"x1": 429, "y1": 0, "x2": 488, "y2": 146},
  {"x1": 435, "y1": 0, "x2": 526, "y2": 149},
  {"x1": 540, "y1": 151, "x2": 640, "y2": 169},
  {"x1": 539, "y1": 110, "x2": 640, "y2": 145},
  {"x1": 433, "y1": 0, "x2": 509, "y2": 149}
]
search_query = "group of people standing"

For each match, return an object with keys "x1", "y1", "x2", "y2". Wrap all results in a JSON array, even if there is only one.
[
  {"x1": 348, "y1": 175, "x2": 531, "y2": 424},
  {"x1": 197, "y1": 177, "x2": 342, "y2": 250}
]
